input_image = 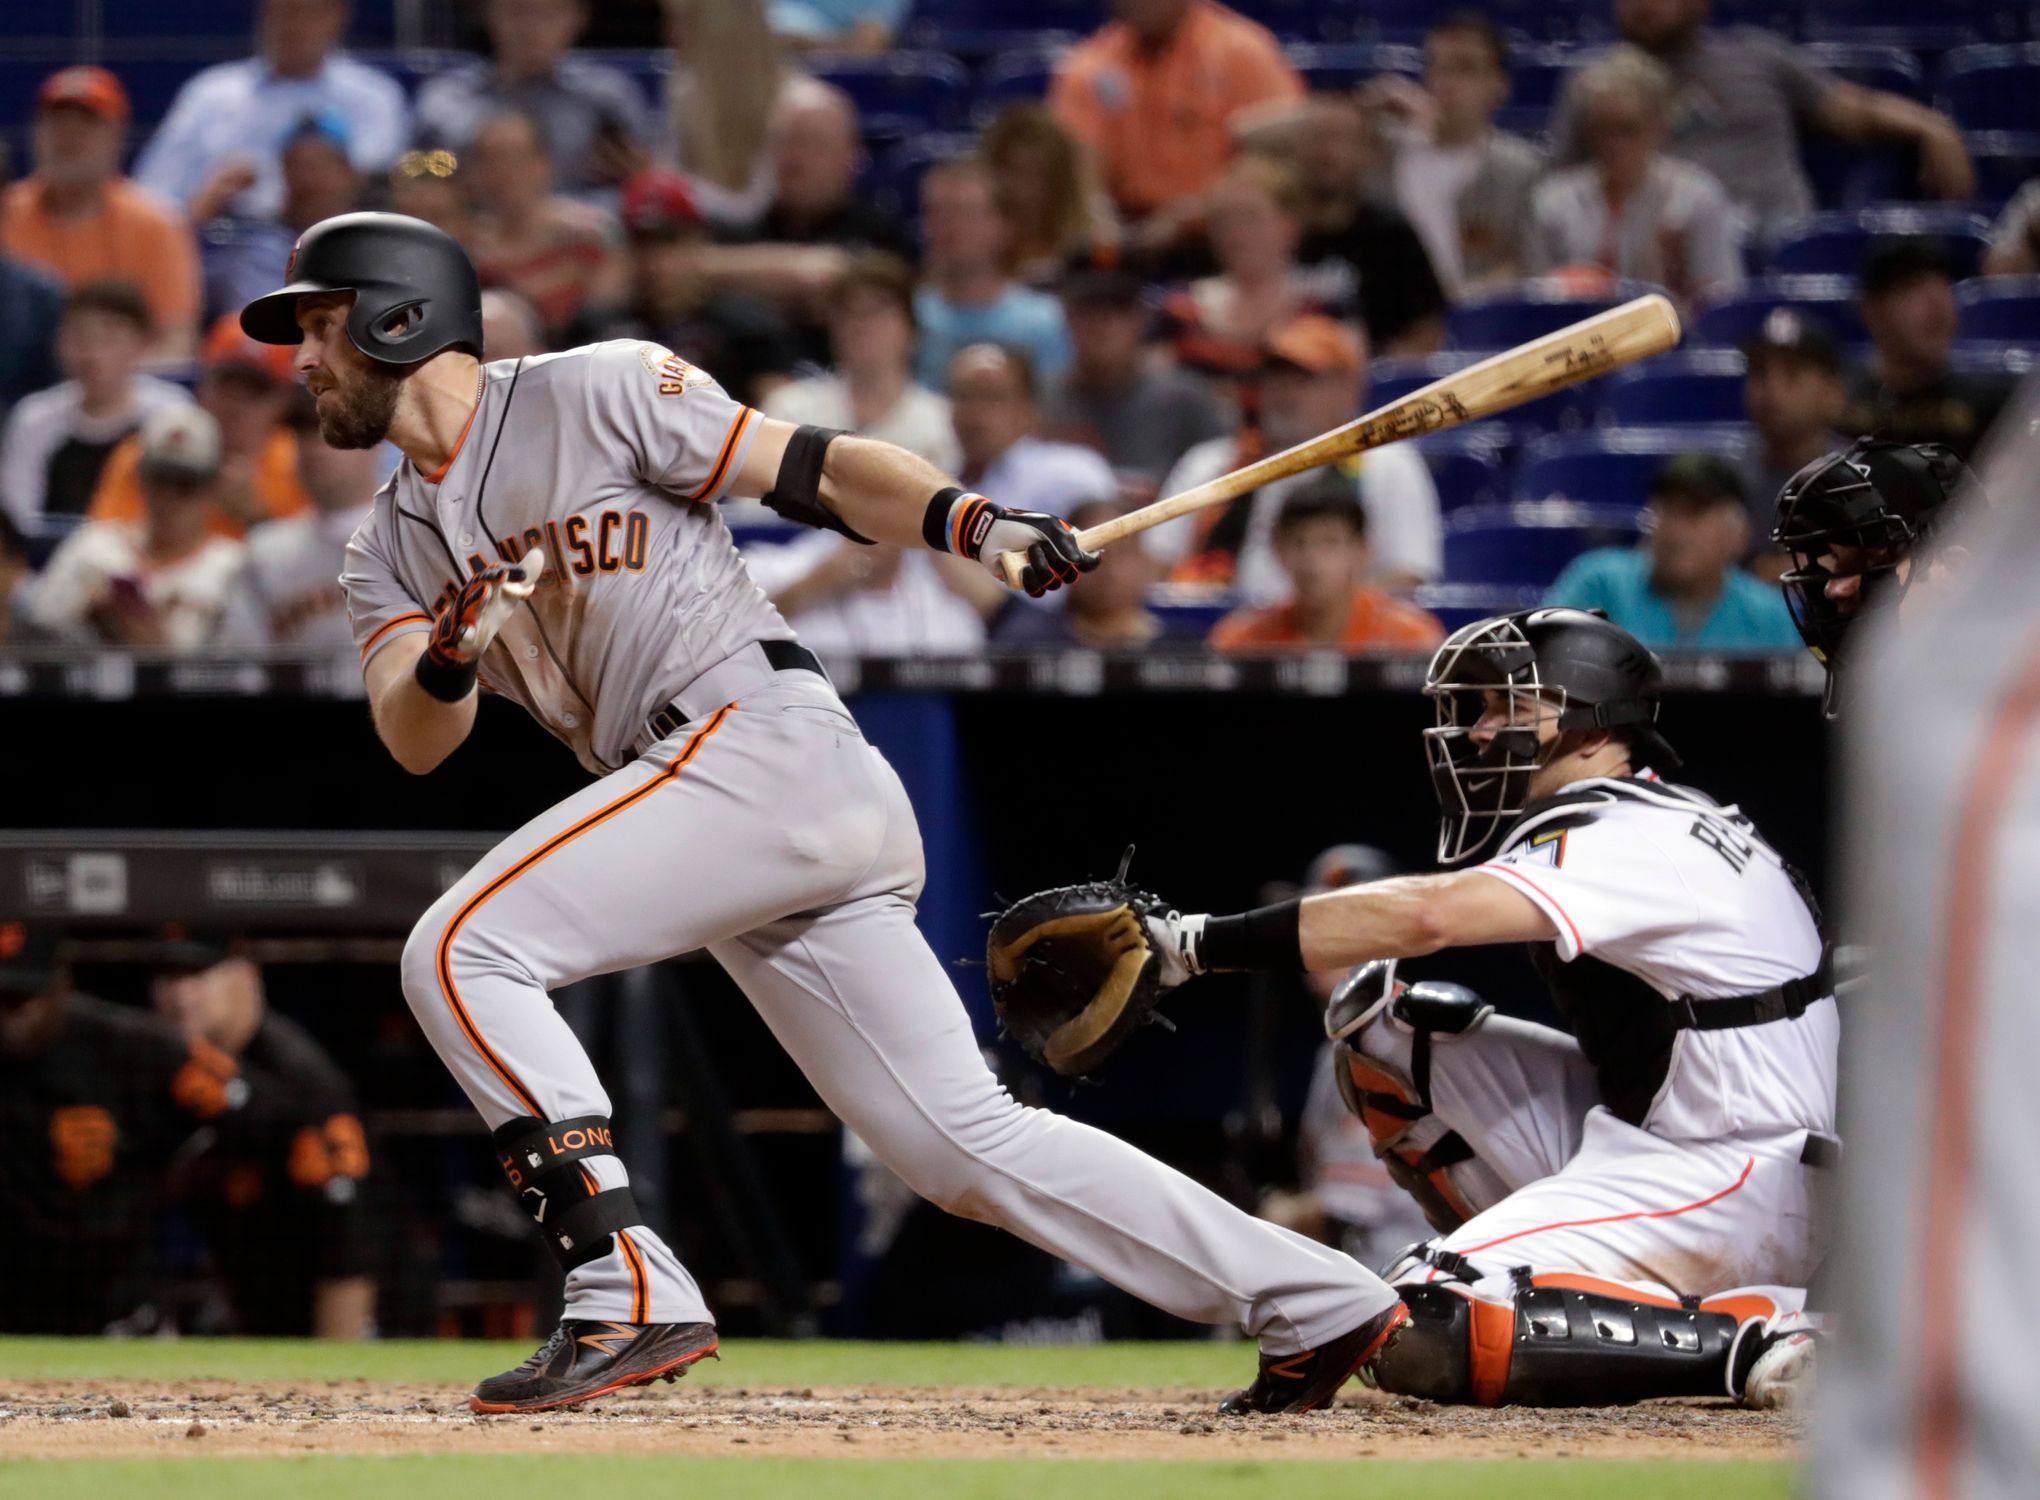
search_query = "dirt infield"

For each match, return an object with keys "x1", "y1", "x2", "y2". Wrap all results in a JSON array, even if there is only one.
[{"x1": 0, "y1": 1376, "x2": 1799, "y2": 1462}]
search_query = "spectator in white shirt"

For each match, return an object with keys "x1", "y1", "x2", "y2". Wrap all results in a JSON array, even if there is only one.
[
  {"x1": 414, "y1": 0, "x2": 654, "y2": 196},
  {"x1": 764, "y1": 253, "x2": 959, "y2": 470},
  {"x1": 1527, "y1": 46, "x2": 1744, "y2": 310},
  {"x1": 1, "y1": 282, "x2": 185, "y2": 531},
  {"x1": 1360, "y1": 11, "x2": 1542, "y2": 296},
  {"x1": 948, "y1": 342, "x2": 1116, "y2": 517},
  {"x1": 214, "y1": 402, "x2": 379, "y2": 651},
  {"x1": 29, "y1": 403, "x2": 246, "y2": 650},
  {"x1": 1152, "y1": 315, "x2": 1440, "y2": 600},
  {"x1": 134, "y1": 0, "x2": 409, "y2": 220},
  {"x1": 746, "y1": 257, "x2": 999, "y2": 653}
]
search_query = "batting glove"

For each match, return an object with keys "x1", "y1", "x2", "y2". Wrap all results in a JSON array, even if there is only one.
[
  {"x1": 1142, "y1": 909, "x2": 1207, "y2": 991},
  {"x1": 924, "y1": 488, "x2": 1098, "y2": 598},
  {"x1": 428, "y1": 546, "x2": 544, "y2": 667}
]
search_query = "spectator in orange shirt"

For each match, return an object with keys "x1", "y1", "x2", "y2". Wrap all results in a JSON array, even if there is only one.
[
  {"x1": 1050, "y1": 0, "x2": 1303, "y2": 235},
  {"x1": 0, "y1": 67, "x2": 202, "y2": 362},
  {"x1": 1211, "y1": 479, "x2": 1445, "y2": 653},
  {"x1": 86, "y1": 315, "x2": 310, "y2": 540}
]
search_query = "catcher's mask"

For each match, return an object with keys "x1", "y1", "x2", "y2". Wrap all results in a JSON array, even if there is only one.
[
  {"x1": 1771, "y1": 437, "x2": 1967, "y2": 717},
  {"x1": 1423, "y1": 609, "x2": 1679, "y2": 865}
]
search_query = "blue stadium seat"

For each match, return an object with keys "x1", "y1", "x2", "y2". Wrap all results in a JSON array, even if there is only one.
[
  {"x1": 3, "y1": 1, "x2": 76, "y2": 42},
  {"x1": 1448, "y1": 288, "x2": 1627, "y2": 351},
  {"x1": 1514, "y1": 428, "x2": 1748, "y2": 510},
  {"x1": 973, "y1": 49, "x2": 1065, "y2": 122},
  {"x1": 904, "y1": 0, "x2": 1095, "y2": 59},
  {"x1": 1951, "y1": 341, "x2": 2039, "y2": 380},
  {"x1": 1956, "y1": 278, "x2": 2040, "y2": 342},
  {"x1": 869, "y1": 132, "x2": 978, "y2": 219},
  {"x1": 1443, "y1": 503, "x2": 1646, "y2": 588},
  {"x1": 1768, "y1": 207, "x2": 1996, "y2": 279},
  {"x1": 1938, "y1": 45, "x2": 2040, "y2": 134},
  {"x1": 808, "y1": 52, "x2": 973, "y2": 139},
  {"x1": 1412, "y1": 582, "x2": 1545, "y2": 633},
  {"x1": 1283, "y1": 42, "x2": 1420, "y2": 92},
  {"x1": 1805, "y1": 1, "x2": 1993, "y2": 53},
  {"x1": 1228, "y1": 0, "x2": 1358, "y2": 42},
  {"x1": 1693, "y1": 277, "x2": 1870, "y2": 350},
  {"x1": 1968, "y1": 131, "x2": 2040, "y2": 209},
  {"x1": 1800, "y1": 42, "x2": 1930, "y2": 101},
  {"x1": 1147, "y1": 586, "x2": 1240, "y2": 640},
  {"x1": 1596, "y1": 350, "x2": 1749, "y2": 427},
  {"x1": 1412, "y1": 431, "x2": 1511, "y2": 514},
  {"x1": 97, "y1": 51, "x2": 222, "y2": 126}
]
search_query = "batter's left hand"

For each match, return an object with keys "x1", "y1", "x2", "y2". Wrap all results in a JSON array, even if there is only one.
[{"x1": 971, "y1": 505, "x2": 1098, "y2": 598}]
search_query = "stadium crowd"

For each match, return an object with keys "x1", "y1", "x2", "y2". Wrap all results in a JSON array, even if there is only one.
[{"x1": 0, "y1": 0, "x2": 2034, "y2": 662}]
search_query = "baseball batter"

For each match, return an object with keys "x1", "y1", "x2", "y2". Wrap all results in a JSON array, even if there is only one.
[
  {"x1": 238, "y1": 213, "x2": 1405, "y2": 1415},
  {"x1": 1129, "y1": 609, "x2": 1839, "y2": 1405}
]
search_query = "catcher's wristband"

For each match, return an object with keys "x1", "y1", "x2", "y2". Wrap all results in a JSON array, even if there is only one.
[
  {"x1": 413, "y1": 645, "x2": 479, "y2": 703},
  {"x1": 1200, "y1": 899, "x2": 1306, "y2": 973},
  {"x1": 922, "y1": 485, "x2": 998, "y2": 558}
]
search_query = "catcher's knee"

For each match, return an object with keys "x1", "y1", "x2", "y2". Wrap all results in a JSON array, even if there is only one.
[
  {"x1": 1371, "y1": 1282, "x2": 1743, "y2": 1407},
  {"x1": 1327, "y1": 961, "x2": 1492, "y2": 1233}
]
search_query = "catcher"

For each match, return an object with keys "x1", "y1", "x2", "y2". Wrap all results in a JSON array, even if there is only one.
[{"x1": 990, "y1": 608, "x2": 1837, "y2": 1408}]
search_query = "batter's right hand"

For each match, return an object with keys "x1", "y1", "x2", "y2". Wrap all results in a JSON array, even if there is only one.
[{"x1": 429, "y1": 546, "x2": 544, "y2": 666}]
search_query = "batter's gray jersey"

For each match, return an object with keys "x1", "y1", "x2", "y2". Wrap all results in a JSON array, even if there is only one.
[
  {"x1": 215, "y1": 507, "x2": 368, "y2": 651},
  {"x1": 341, "y1": 341, "x2": 789, "y2": 773}
]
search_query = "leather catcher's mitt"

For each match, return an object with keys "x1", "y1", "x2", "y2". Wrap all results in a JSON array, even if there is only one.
[{"x1": 985, "y1": 848, "x2": 1172, "y2": 1077}]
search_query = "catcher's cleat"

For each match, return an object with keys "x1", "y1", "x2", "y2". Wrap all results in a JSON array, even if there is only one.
[
  {"x1": 1219, "y1": 1300, "x2": 1411, "y2": 1416},
  {"x1": 468, "y1": 1319, "x2": 719, "y2": 1414}
]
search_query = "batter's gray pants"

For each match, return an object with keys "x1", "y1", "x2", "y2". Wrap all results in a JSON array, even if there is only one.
[{"x1": 398, "y1": 674, "x2": 1396, "y2": 1352}]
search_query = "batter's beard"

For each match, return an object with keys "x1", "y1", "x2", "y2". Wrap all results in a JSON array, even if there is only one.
[{"x1": 316, "y1": 363, "x2": 405, "y2": 449}]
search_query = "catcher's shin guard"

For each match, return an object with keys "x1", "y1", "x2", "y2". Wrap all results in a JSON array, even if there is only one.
[
  {"x1": 493, "y1": 1114, "x2": 642, "y2": 1271},
  {"x1": 1370, "y1": 1282, "x2": 1750, "y2": 1407},
  {"x1": 1327, "y1": 962, "x2": 1490, "y2": 1233}
]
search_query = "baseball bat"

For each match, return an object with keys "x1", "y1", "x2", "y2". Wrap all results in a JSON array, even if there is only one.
[{"x1": 994, "y1": 293, "x2": 1683, "y2": 588}]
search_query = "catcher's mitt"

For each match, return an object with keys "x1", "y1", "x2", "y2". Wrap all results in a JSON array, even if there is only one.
[{"x1": 985, "y1": 848, "x2": 1175, "y2": 1077}]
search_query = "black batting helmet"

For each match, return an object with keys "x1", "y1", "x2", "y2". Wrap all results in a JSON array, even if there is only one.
[
  {"x1": 240, "y1": 212, "x2": 483, "y2": 365},
  {"x1": 1423, "y1": 608, "x2": 1679, "y2": 864}
]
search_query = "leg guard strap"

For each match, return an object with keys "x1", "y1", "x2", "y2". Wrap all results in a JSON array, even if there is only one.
[{"x1": 491, "y1": 1114, "x2": 640, "y2": 1272}]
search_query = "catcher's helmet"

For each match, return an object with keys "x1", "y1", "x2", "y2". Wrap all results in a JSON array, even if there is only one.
[
  {"x1": 1422, "y1": 608, "x2": 1679, "y2": 865},
  {"x1": 240, "y1": 212, "x2": 483, "y2": 365},
  {"x1": 1771, "y1": 436, "x2": 1967, "y2": 715}
]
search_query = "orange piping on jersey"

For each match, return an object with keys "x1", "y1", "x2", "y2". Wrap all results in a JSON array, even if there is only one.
[
  {"x1": 1477, "y1": 863, "x2": 1585, "y2": 952},
  {"x1": 1916, "y1": 625, "x2": 2040, "y2": 1500},
  {"x1": 420, "y1": 397, "x2": 482, "y2": 486},
  {"x1": 684, "y1": 406, "x2": 754, "y2": 502},
  {"x1": 1466, "y1": 1295, "x2": 1515, "y2": 1405},
  {"x1": 435, "y1": 704, "x2": 737, "y2": 1120},
  {"x1": 361, "y1": 611, "x2": 431, "y2": 659},
  {"x1": 1451, "y1": 1156, "x2": 1756, "y2": 1261},
  {"x1": 1529, "y1": 1273, "x2": 1778, "y2": 1329}
]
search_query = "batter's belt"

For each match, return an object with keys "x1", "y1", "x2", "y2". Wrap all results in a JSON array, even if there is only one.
[{"x1": 632, "y1": 639, "x2": 829, "y2": 756}]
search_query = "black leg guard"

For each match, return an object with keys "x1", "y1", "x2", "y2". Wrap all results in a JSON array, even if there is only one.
[
  {"x1": 1371, "y1": 1283, "x2": 1744, "y2": 1407},
  {"x1": 492, "y1": 1114, "x2": 642, "y2": 1273}
]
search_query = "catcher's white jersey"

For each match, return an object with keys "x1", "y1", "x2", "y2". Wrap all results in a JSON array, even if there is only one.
[
  {"x1": 341, "y1": 341, "x2": 788, "y2": 774},
  {"x1": 1474, "y1": 774, "x2": 1838, "y2": 1144}
]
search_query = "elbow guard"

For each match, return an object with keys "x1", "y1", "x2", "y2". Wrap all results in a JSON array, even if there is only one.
[{"x1": 760, "y1": 424, "x2": 874, "y2": 544}]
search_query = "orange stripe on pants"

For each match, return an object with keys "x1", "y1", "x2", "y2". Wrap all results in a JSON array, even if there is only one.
[{"x1": 433, "y1": 706, "x2": 736, "y2": 1124}]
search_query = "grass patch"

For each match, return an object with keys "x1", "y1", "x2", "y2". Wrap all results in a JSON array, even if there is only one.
[{"x1": 0, "y1": 1456, "x2": 1797, "y2": 1500}]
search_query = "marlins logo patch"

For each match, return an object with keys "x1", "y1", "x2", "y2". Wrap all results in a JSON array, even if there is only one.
[{"x1": 1506, "y1": 828, "x2": 1569, "y2": 869}]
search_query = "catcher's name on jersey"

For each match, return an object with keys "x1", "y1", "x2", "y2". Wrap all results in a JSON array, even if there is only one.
[
  {"x1": 342, "y1": 340, "x2": 789, "y2": 775},
  {"x1": 1473, "y1": 773, "x2": 1840, "y2": 1146}
]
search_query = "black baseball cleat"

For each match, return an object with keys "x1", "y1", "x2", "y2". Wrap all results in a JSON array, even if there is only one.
[
  {"x1": 469, "y1": 1320, "x2": 720, "y2": 1414},
  {"x1": 1219, "y1": 1301, "x2": 1411, "y2": 1416}
]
